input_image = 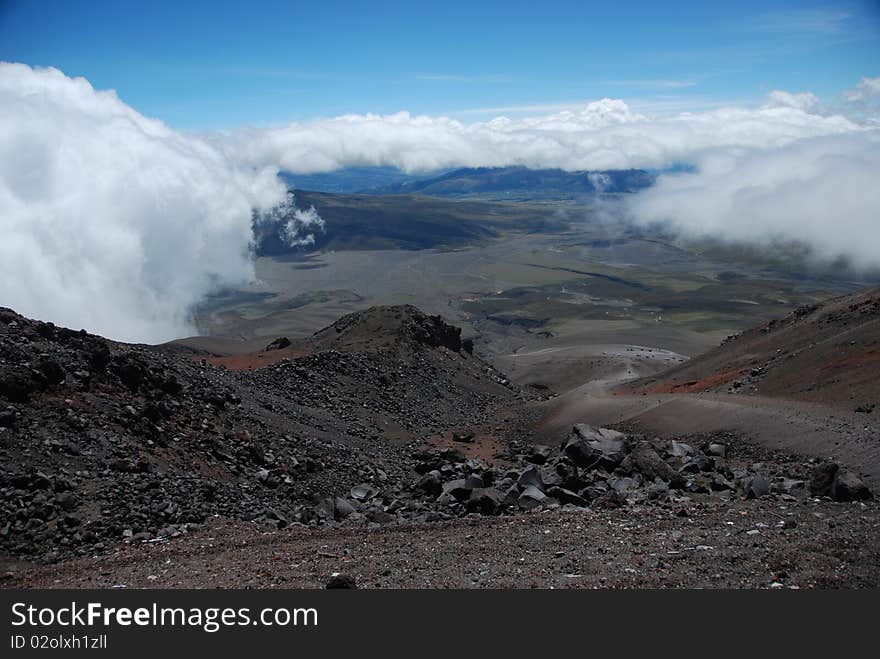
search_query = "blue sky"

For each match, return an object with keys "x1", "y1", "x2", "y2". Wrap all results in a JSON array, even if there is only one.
[{"x1": 1, "y1": 0, "x2": 878, "y2": 129}]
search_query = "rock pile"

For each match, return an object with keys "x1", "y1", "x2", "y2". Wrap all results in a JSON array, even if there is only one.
[{"x1": 291, "y1": 423, "x2": 872, "y2": 527}]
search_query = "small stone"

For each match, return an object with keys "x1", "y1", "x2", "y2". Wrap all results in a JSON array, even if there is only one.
[{"x1": 326, "y1": 574, "x2": 357, "y2": 589}]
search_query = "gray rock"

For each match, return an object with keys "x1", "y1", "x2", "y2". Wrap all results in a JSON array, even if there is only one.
[
  {"x1": 464, "y1": 473, "x2": 485, "y2": 490},
  {"x1": 831, "y1": 470, "x2": 872, "y2": 501},
  {"x1": 518, "y1": 485, "x2": 548, "y2": 510},
  {"x1": 706, "y1": 443, "x2": 727, "y2": 458},
  {"x1": 679, "y1": 455, "x2": 712, "y2": 473},
  {"x1": 441, "y1": 479, "x2": 472, "y2": 501},
  {"x1": 607, "y1": 475, "x2": 638, "y2": 496},
  {"x1": 564, "y1": 425, "x2": 628, "y2": 469},
  {"x1": 809, "y1": 463, "x2": 838, "y2": 497},
  {"x1": 537, "y1": 465, "x2": 564, "y2": 489},
  {"x1": 466, "y1": 488, "x2": 505, "y2": 515},
  {"x1": 517, "y1": 465, "x2": 545, "y2": 492},
  {"x1": 0, "y1": 408, "x2": 16, "y2": 428},
  {"x1": 745, "y1": 475, "x2": 771, "y2": 498},
  {"x1": 440, "y1": 447, "x2": 467, "y2": 463},
  {"x1": 334, "y1": 498, "x2": 356, "y2": 519},
  {"x1": 314, "y1": 498, "x2": 335, "y2": 520},
  {"x1": 776, "y1": 478, "x2": 808, "y2": 500},
  {"x1": 367, "y1": 510, "x2": 396, "y2": 524},
  {"x1": 526, "y1": 444, "x2": 553, "y2": 465},
  {"x1": 495, "y1": 486, "x2": 515, "y2": 508},
  {"x1": 349, "y1": 483, "x2": 379, "y2": 501},
  {"x1": 416, "y1": 473, "x2": 442, "y2": 495},
  {"x1": 546, "y1": 487, "x2": 588, "y2": 507},
  {"x1": 619, "y1": 442, "x2": 680, "y2": 485}
]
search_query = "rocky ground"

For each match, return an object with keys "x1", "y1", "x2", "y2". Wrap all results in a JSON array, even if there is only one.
[
  {"x1": 1, "y1": 304, "x2": 877, "y2": 588},
  {"x1": 0, "y1": 305, "x2": 523, "y2": 565},
  {"x1": 625, "y1": 286, "x2": 880, "y2": 408}
]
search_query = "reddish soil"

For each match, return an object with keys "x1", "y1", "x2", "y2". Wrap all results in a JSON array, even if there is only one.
[
  {"x1": 423, "y1": 431, "x2": 510, "y2": 466},
  {"x1": 622, "y1": 287, "x2": 880, "y2": 409},
  {"x1": 642, "y1": 368, "x2": 749, "y2": 395},
  {"x1": 204, "y1": 346, "x2": 312, "y2": 371}
]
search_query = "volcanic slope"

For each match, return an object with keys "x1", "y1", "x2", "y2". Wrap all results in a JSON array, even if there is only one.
[
  {"x1": 3, "y1": 303, "x2": 879, "y2": 588},
  {"x1": 624, "y1": 286, "x2": 880, "y2": 407},
  {"x1": 0, "y1": 305, "x2": 523, "y2": 564},
  {"x1": 539, "y1": 287, "x2": 880, "y2": 484}
]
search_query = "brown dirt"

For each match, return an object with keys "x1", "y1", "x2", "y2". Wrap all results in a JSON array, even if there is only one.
[
  {"x1": 642, "y1": 368, "x2": 749, "y2": 395},
  {"x1": 204, "y1": 345, "x2": 312, "y2": 371},
  {"x1": 6, "y1": 496, "x2": 879, "y2": 589},
  {"x1": 621, "y1": 287, "x2": 880, "y2": 409}
]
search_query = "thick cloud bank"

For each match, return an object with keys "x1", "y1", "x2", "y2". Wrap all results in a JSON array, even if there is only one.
[
  {"x1": 2, "y1": 62, "x2": 878, "y2": 343},
  {"x1": 0, "y1": 63, "x2": 287, "y2": 342},
  {"x1": 628, "y1": 132, "x2": 880, "y2": 270},
  {"x1": 232, "y1": 97, "x2": 862, "y2": 174},
  {"x1": 233, "y1": 93, "x2": 877, "y2": 269}
]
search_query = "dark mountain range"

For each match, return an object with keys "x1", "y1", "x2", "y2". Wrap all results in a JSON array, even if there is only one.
[
  {"x1": 278, "y1": 165, "x2": 656, "y2": 199},
  {"x1": 370, "y1": 166, "x2": 656, "y2": 199},
  {"x1": 279, "y1": 167, "x2": 439, "y2": 194}
]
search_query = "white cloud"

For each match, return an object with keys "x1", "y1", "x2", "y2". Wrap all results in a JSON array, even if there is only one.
[
  {"x1": 628, "y1": 131, "x2": 880, "y2": 270},
  {"x1": 844, "y1": 76, "x2": 880, "y2": 102},
  {"x1": 3, "y1": 62, "x2": 879, "y2": 345},
  {"x1": 238, "y1": 88, "x2": 877, "y2": 270},
  {"x1": 0, "y1": 62, "x2": 287, "y2": 343},
  {"x1": 763, "y1": 90, "x2": 823, "y2": 114},
  {"x1": 256, "y1": 192, "x2": 325, "y2": 247},
  {"x1": 234, "y1": 94, "x2": 863, "y2": 175}
]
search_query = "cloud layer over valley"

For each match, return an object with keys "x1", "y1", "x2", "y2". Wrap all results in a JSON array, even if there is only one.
[
  {"x1": 0, "y1": 63, "x2": 301, "y2": 342},
  {"x1": 1, "y1": 63, "x2": 878, "y2": 342}
]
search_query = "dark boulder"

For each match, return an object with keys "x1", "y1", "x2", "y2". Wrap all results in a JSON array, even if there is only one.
[
  {"x1": 564, "y1": 425, "x2": 628, "y2": 469},
  {"x1": 518, "y1": 486, "x2": 548, "y2": 510},
  {"x1": 326, "y1": 574, "x2": 357, "y2": 589},
  {"x1": 619, "y1": 442, "x2": 681, "y2": 485},
  {"x1": 831, "y1": 470, "x2": 872, "y2": 502},
  {"x1": 546, "y1": 487, "x2": 588, "y2": 507},
  {"x1": 36, "y1": 357, "x2": 66, "y2": 385},
  {"x1": 525, "y1": 444, "x2": 553, "y2": 465},
  {"x1": 809, "y1": 463, "x2": 839, "y2": 497},
  {"x1": 517, "y1": 465, "x2": 545, "y2": 492},
  {"x1": 466, "y1": 488, "x2": 505, "y2": 515},
  {"x1": 416, "y1": 473, "x2": 442, "y2": 496},
  {"x1": 441, "y1": 479, "x2": 472, "y2": 502},
  {"x1": 744, "y1": 474, "x2": 771, "y2": 498}
]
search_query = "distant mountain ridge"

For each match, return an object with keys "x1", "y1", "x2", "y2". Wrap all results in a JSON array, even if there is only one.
[
  {"x1": 280, "y1": 165, "x2": 656, "y2": 199},
  {"x1": 279, "y1": 166, "x2": 437, "y2": 194},
  {"x1": 368, "y1": 166, "x2": 656, "y2": 199}
]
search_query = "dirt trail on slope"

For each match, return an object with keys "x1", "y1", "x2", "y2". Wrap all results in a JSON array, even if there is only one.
[{"x1": 537, "y1": 392, "x2": 880, "y2": 485}]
